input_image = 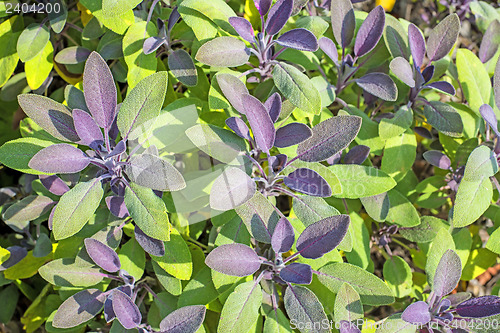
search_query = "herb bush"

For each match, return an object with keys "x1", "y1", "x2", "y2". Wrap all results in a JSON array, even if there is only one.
[{"x1": 0, "y1": 0, "x2": 500, "y2": 332}]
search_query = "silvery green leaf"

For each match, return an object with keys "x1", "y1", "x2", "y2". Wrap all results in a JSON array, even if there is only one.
[
  {"x1": 427, "y1": 14, "x2": 460, "y2": 62},
  {"x1": 17, "y1": 23, "x2": 50, "y2": 62},
  {"x1": 117, "y1": 71, "x2": 168, "y2": 141},
  {"x1": 273, "y1": 62, "x2": 322, "y2": 115},
  {"x1": 284, "y1": 285, "x2": 330, "y2": 333},
  {"x1": 159, "y1": 305, "x2": 206, "y2": 333},
  {"x1": 317, "y1": 262, "x2": 395, "y2": 305},
  {"x1": 390, "y1": 57, "x2": 415, "y2": 88},
  {"x1": 52, "y1": 289, "x2": 106, "y2": 328},
  {"x1": 195, "y1": 37, "x2": 250, "y2": 67},
  {"x1": 126, "y1": 153, "x2": 186, "y2": 191},
  {"x1": 124, "y1": 183, "x2": 170, "y2": 241},
  {"x1": 55, "y1": 46, "x2": 91, "y2": 64},
  {"x1": 39, "y1": 258, "x2": 104, "y2": 287},
  {"x1": 210, "y1": 167, "x2": 256, "y2": 211},
  {"x1": 218, "y1": 280, "x2": 263, "y2": 333},
  {"x1": 52, "y1": 178, "x2": 104, "y2": 240},
  {"x1": 2, "y1": 195, "x2": 55, "y2": 226},
  {"x1": 334, "y1": 283, "x2": 363, "y2": 323},
  {"x1": 168, "y1": 49, "x2": 198, "y2": 87},
  {"x1": 423, "y1": 101, "x2": 463, "y2": 138}
]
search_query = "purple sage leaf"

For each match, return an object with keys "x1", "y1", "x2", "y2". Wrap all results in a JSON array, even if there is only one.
[
  {"x1": 408, "y1": 23, "x2": 426, "y2": 69},
  {"x1": 242, "y1": 94, "x2": 276, "y2": 153},
  {"x1": 29, "y1": 144, "x2": 90, "y2": 174},
  {"x1": 423, "y1": 150, "x2": 451, "y2": 170},
  {"x1": 296, "y1": 215, "x2": 350, "y2": 259},
  {"x1": 84, "y1": 238, "x2": 121, "y2": 272},
  {"x1": 134, "y1": 226, "x2": 165, "y2": 257},
  {"x1": 73, "y1": 108, "x2": 104, "y2": 147},
  {"x1": 274, "y1": 123, "x2": 312, "y2": 148},
  {"x1": 446, "y1": 292, "x2": 472, "y2": 307},
  {"x1": 205, "y1": 243, "x2": 261, "y2": 277},
  {"x1": 226, "y1": 117, "x2": 251, "y2": 140},
  {"x1": 455, "y1": 296, "x2": 500, "y2": 318},
  {"x1": 83, "y1": 52, "x2": 117, "y2": 129},
  {"x1": 210, "y1": 167, "x2": 256, "y2": 211},
  {"x1": 229, "y1": 17, "x2": 255, "y2": 43},
  {"x1": 265, "y1": 0, "x2": 293, "y2": 36},
  {"x1": 264, "y1": 92, "x2": 282, "y2": 123},
  {"x1": 105, "y1": 196, "x2": 130, "y2": 218},
  {"x1": 143, "y1": 37, "x2": 166, "y2": 55},
  {"x1": 426, "y1": 14, "x2": 460, "y2": 62},
  {"x1": 280, "y1": 263, "x2": 313, "y2": 284},
  {"x1": 356, "y1": 73, "x2": 398, "y2": 102},
  {"x1": 217, "y1": 73, "x2": 249, "y2": 114},
  {"x1": 111, "y1": 289, "x2": 142, "y2": 329},
  {"x1": 480, "y1": 104, "x2": 500, "y2": 137},
  {"x1": 126, "y1": 153, "x2": 186, "y2": 191},
  {"x1": 52, "y1": 289, "x2": 106, "y2": 328},
  {"x1": 496, "y1": 57, "x2": 500, "y2": 110},
  {"x1": 344, "y1": 145, "x2": 370, "y2": 164},
  {"x1": 39, "y1": 175, "x2": 70, "y2": 195},
  {"x1": 276, "y1": 28, "x2": 319, "y2": 52},
  {"x1": 479, "y1": 20, "x2": 500, "y2": 63},
  {"x1": 284, "y1": 168, "x2": 332, "y2": 197},
  {"x1": 319, "y1": 37, "x2": 339, "y2": 66},
  {"x1": 167, "y1": 7, "x2": 180, "y2": 32},
  {"x1": 271, "y1": 217, "x2": 295, "y2": 253},
  {"x1": 422, "y1": 65, "x2": 435, "y2": 84},
  {"x1": 159, "y1": 305, "x2": 206, "y2": 333},
  {"x1": 390, "y1": 57, "x2": 416, "y2": 88},
  {"x1": 425, "y1": 81, "x2": 456, "y2": 95},
  {"x1": 401, "y1": 301, "x2": 431, "y2": 325},
  {"x1": 17, "y1": 94, "x2": 80, "y2": 142},
  {"x1": 296, "y1": 115, "x2": 362, "y2": 162},
  {"x1": 354, "y1": 6, "x2": 385, "y2": 57},
  {"x1": 433, "y1": 249, "x2": 462, "y2": 297},
  {"x1": 255, "y1": 0, "x2": 272, "y2": 16},
  {"x1": 269, "y1": 154, "x2": 288, "y2": 172},
  {"x1": 330, "y1": 0, "x2": 355, "y2": 48}
]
